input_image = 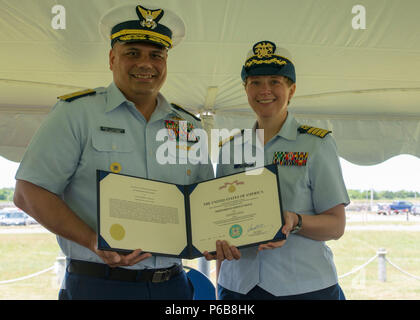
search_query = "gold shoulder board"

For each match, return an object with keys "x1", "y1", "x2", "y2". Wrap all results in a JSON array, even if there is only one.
[
  {"x1": 219, "y1": 129, "x2": 244, "y2": 147},
  {"x1": 58, "y1": 89, "x2": 96, "y2": 102},
  {"x1": 298, "y1": 125, "x2": 331, "y2": 138},
  {"x1": 170, "y1": 103, "x2": 201, "y2": 122}
]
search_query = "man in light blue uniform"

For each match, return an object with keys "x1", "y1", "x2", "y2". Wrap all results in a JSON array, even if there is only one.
[
  {"x1": 13, "y1": 3, "x2": 213, "y2": 300},
  {"x1": 214, "y1": 41, "x2": 350, "y2": 299}
]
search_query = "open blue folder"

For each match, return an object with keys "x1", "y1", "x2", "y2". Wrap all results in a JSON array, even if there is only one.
[{"x1": 97, "y1": 164, "x2": 285, "y2": 259}]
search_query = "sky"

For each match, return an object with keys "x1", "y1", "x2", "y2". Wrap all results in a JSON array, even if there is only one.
[
  {"x1": 339, "y1": 155, "x2": 420, "y2": 192},
  {"x1": 1, "y1": 154, "x2": 419, "y2": 192}
]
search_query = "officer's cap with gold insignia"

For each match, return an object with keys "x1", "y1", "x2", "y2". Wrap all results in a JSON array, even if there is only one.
[
  {"x1": 241, "y1": 40, "x2": 296, "y2": 83},
  {"x1": 99, "y1": 3, "x2": 186, "y2": 49}
]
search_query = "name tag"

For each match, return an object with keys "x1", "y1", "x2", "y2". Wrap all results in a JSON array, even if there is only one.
[
  {"x1": 234, "y1": 162, "x2": 256, "y2": 169},
  {"x1": 100, "y1": 126, "x2": 125, "y2": 134}
]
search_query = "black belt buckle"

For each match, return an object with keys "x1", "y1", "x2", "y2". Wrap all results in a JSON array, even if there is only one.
[{"x1": 152, "y1": 269, "x2": 171, "y2": 283}]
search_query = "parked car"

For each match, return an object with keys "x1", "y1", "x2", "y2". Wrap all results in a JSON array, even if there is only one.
[
  {"x1": 389, "y1": 201, "x2": 413, "y2": 214},
  {"x1": 412, "y1": 204, "x2": 420, "y2": 216},
  {"x1": 0, "y1": 208, "x2": 36, "y2": 226},
  {"x1": 376, "y1": 203, "x2": 391, "y2": 215}
]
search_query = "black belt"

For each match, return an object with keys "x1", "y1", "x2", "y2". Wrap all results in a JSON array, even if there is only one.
[{"x1": 67, "y1": 259, "x2": 182, "y2": 283}]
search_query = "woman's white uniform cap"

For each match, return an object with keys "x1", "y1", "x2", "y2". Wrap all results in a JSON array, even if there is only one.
[{"x1": 98, "y1": 3, "x2": 186, "y2": 49}]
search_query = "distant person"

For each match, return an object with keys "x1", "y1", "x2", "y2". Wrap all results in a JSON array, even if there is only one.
[
  {"x1": 206, "y1": 40, "x2": 350, "y2": 300},
  {"x1": 13, "y1": 3, "x2": 213, "y2": 300}
]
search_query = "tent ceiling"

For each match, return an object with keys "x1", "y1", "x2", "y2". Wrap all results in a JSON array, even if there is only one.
[{"x1": 1, "y1": 0, "x2": 419, "y2": 165}]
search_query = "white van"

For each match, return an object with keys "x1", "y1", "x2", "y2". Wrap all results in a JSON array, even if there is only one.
[{"x1": 0, "y1": 208, "x2": 33, "y2": 226}]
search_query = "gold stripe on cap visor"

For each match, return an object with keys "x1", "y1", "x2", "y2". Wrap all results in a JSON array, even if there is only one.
[
  {"x1": 111, "y1": 29, "x2": 172, "y2": 48},
  {"x1": 245, "y1": 57, "x2": 288, "y2": 68}
]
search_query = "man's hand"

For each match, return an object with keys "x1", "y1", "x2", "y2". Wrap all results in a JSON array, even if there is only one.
[
  {"x1": 89, "y1": 235, "x2": 152, "y2": 268},
  {"x1": 203, "y1": 240, "x2": 241, "y2": 261},
  {"x1": 14, "y1": 179, "x2": 153, "y2": 268},
  {"x1": 94, "y1": 248, "x2": 152, "y2": 268}
]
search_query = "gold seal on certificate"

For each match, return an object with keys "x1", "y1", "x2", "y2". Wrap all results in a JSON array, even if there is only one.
[
  {"x1": 97, "y1": 165, "x2": 285, "y2": 259},
  {"x1": 189, "y1": 166, "x2": 284, "y2": 254}
]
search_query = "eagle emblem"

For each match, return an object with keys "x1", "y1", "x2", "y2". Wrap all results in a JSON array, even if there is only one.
[
  {"x1": 253, "y1": 41, "x2": 276, "y2": 58},
  {"x1": 137, "y1": 5, "x2": 164, "y2": 29}
]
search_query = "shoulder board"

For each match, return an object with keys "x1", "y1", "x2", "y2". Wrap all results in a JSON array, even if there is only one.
[
  {"x1": 58, "y1": 89, "x2": 96, "y2": 102},
  {"x1": 219, "y1": 129, "x2": 244, "y2": 147},
  {"x1": 298, "y1": 125, "x2": 331, "y2": 138},
  {"x1": 171, "y1": 103, "x2": 201, "y2": 122}
]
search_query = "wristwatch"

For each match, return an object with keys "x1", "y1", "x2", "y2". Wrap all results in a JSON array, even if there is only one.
[{"x1": 290, "y1": 213, "x2": 302, "y2": 234}]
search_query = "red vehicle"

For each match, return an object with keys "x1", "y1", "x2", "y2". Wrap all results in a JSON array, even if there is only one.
[{"x1": 377, "y1": 203, "x2": 390, "y2": 215}]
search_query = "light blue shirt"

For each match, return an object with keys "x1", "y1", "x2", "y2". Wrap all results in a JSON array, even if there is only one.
[
  {"x1": 16, "y1": 82, "x2": 214, "y2": 269},
  {"x1": 216, "y1": 113, "x2": 350, "y2": 296}
]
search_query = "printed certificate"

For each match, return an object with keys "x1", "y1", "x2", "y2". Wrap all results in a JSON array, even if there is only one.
[
  {"x1": 189, "y1": 166, "x2": 285, "y2": 254},
  {"x1": 97, "y1": 165, "x2": 285, "y2": 259}
]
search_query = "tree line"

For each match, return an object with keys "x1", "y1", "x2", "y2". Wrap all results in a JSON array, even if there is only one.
[
  {"x1": 348, "y1": 189, "x2": 420, "y2": 200},
  {"x1": 0, "y1": 188, "x2": 14, "y2": 201},
  {"x1": 1, "y1": 187, "x2": 419, "y2": 202}
]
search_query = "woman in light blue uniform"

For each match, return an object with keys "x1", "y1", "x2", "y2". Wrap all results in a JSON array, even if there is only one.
[{"x1": 211, "y1": 41, "x2": 350, "y2": 300}]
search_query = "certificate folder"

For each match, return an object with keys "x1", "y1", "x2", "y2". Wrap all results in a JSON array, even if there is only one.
[{"x1": 97, "y1": 164, "x2": 285, "y2": 259}]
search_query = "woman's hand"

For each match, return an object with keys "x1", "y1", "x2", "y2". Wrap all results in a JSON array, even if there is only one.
[{"x1": 257, "y1": 210, "x2": 297, "y2": 251}]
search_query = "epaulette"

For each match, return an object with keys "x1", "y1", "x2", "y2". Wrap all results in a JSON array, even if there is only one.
[
  {"x1": 298, "y1": 125, "x2": 331, "y2": 138},
  {"x1": 58, "y1": 89, "x2": 96, "y2": 102},
  {"x1": 171, "y1": 103, "x2": 201, "y2": 122},
  {"x1": 219, "y1": 129, "x2": 244, "y2": 147}
]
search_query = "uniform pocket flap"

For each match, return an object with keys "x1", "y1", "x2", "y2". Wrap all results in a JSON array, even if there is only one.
[{"x1": 92, "y1": 131, "x2": 133, "y2": 153}]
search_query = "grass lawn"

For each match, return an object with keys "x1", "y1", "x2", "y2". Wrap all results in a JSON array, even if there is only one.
[
  {"x1": 327, "y1": 230, "x2": 420, "y2": 300},
  {"x1": 1, "y1": 227, "x2": 419, "y2": 300},
  {"x1": 0, "y1": 231, "x2": 61, "y2": 299}
]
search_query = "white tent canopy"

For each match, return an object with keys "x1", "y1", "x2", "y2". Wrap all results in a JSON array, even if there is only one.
[{"x1": 1, "y1": 0, "x2": 419, "y2": 165}]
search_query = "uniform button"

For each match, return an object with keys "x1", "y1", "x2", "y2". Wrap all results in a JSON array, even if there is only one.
[
  {"x1": 112, "y1": 145, "x2": 117, "y2": 150},
  {"x1": 187, "y1": 169, "x2": 191, "y2": 176},
  {"x1": 110, "y1": 162, "x2": 122, "y2": 173}
]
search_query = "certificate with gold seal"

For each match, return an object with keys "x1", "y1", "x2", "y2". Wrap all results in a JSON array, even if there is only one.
[{"x1": 97, "y1": 164, "x2": 285, "y2": 259}]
